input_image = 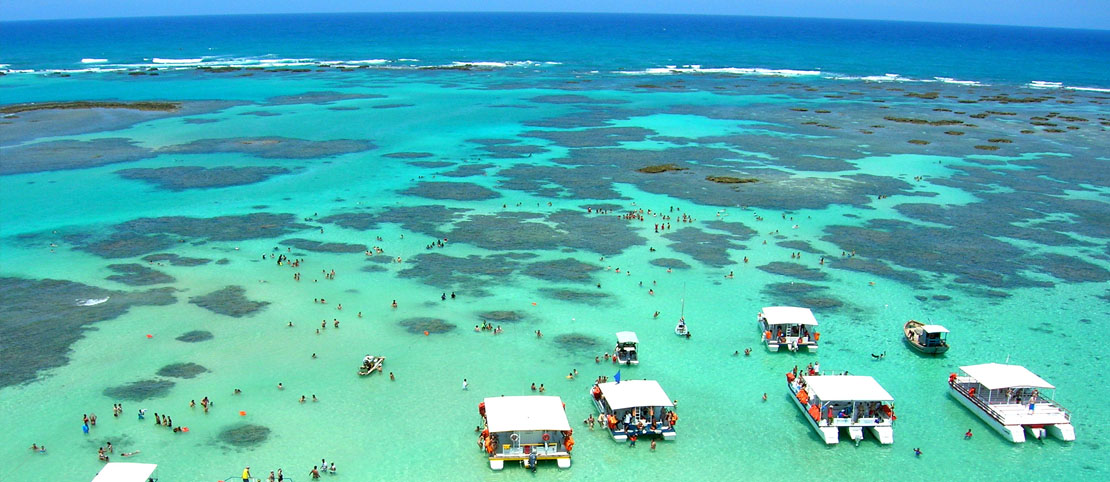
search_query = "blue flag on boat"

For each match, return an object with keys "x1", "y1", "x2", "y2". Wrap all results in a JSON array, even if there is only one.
[{"x1": 614, "y1": 370, "x2": 621, "y2": 384}]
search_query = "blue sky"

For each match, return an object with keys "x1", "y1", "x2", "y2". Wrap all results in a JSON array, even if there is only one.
[{"x1": 1, "y1": 0, "x2": 1107, "y2": 29}]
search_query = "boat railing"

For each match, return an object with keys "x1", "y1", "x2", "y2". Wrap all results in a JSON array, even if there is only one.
[
  {"x1": 950, "y1": 380, "x2": 1005, "y2": 423},
  {"x1": 1031, "y1": 395, "x2": 1071, "y2": 421}
]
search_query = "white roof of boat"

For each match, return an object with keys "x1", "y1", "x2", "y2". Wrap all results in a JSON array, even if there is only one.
[
  {"x1": 804, "y1": 375, "x2": 893, "y2": 402},
  {"x1": 91, "y1": 463, "x2": 157, "y2": 482},
  {"x1": 761, "y1": 306, "x2": 819, "y2": 326},
  {"x1": 959, "y1": 363, "x2": 1055, "y2": 390},
  {"x1": 597, "y1": 380, "x2": 674, "y2": 410},
  {"x1": 483, "y1": 396, "x2": 570, "y2": 433},
  {"x1": 616, "y1": 331, "x2": 639, "y2": 344},
  {"x1": 920, "y1": 324, "x2": 949, "y2": 333}
]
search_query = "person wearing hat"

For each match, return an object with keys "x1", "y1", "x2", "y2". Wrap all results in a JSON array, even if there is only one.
[{"x1": 242, "y1": 466, "x2": 251, "y2": 482}]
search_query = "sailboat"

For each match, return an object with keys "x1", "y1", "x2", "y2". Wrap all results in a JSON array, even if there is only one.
[{"x1": 674, "y1": 286, "x2": 688, "y2": 336}]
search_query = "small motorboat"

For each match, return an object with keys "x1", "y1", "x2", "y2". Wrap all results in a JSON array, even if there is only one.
[
  {"x1": 903, "y1": 320, "x2": 949, "y2": 355},
  {"x1": 358, "y1": 355, "x2": 386, "y2": 376},
  {"x1": 614, "y1": 331, "x2": 639, "y2": 365}
]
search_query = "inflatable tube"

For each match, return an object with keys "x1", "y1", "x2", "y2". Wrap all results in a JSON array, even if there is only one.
[
  {"x1": 509, "y1": 433, "x2": 519, "y2": 442},
  {"x1": 542, "y1": 433, "x2": 550, "y2": 442}
]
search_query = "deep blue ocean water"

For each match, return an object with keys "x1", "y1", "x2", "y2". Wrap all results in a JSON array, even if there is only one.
[{"x1": 3, "y1": 13, "x2": 1109, "y2": 88}]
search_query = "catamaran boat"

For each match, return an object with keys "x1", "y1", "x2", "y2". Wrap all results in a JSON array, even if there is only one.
[
  {"x1": 788, "y1": 372, "x2": 895, "y2": 445},
  {"x1": 358, "y1": 355, "x2": 385, "y2": 376},
  {"x1": 759, "y1": 306, "x2": 820, "y2": 352},
  {"x1": 478, "y1": 396, "x2": 573, "y2": 470},
  {"x1": 614, "y1": 332, "x2": 639, "y2": 365},
  {"x1": 948, "y1": 363, "x2": 1074, "y2": 443},
  {"x1": 591, "y1": 380, "x2": 677, "y2": 441},
  {"x1": 91, "y1": 462, "x2": 158, "y2": 482},
  {"x1": 903, "y1": 320, "x2": 949, "y2": 354}
]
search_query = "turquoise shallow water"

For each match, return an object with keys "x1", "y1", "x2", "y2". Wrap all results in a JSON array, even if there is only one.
[{"x1": 2, "y1": 13, "x2": 1109, "y2": 482}]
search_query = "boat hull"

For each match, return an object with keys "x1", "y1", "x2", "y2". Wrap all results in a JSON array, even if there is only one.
[
  {"x1": 789, "y1": 384, "x2": 839, "y2": 444},
  {"x1": 904, "y1": 338, "x2": 949, "y2": 355},
  {"x1": 949, "y1": 386, "x2": 1025, "y2": 443},
  {"x1": 1048, "y1": 423, "x2": 1076, "y2": 441}
]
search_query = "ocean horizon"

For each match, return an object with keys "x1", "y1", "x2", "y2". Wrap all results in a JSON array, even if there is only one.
[{"x1": 1, "y1": 11, "x2": 1108, "y2": 481}]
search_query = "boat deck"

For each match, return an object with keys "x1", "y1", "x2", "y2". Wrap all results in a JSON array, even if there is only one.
[
  {"x1": 989, "y1": 401, "x2": 1070, "y2": 426},
  {"x1": 951, "y1": 379, "x2": 1069, "y2": 426}
]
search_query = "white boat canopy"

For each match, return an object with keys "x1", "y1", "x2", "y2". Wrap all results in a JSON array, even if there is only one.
[
  {"x1": 615, "y1": 331, "x2": 639, "y2": 344},
  {"x1": 919, "y1": 324, "x2": 949, "y2": 333},
  {"x1": 959, "y1": 363, "x2": 1055, "y2": 390},
  {"x1": 761, "y1": 306, "x2": 819, "y2": 326},
  {"x1": 483, "y1": 396, "x2": 571, "y2": 433},
  {"x1": 91, "y1": 463, "x2": 157, "y2": 482},
  {"x1": 597, "y1": 380, "x2": 674, "y2": 410},
  {"x1": 804, "y1": 376, "x2": 893, "y2": 402}
]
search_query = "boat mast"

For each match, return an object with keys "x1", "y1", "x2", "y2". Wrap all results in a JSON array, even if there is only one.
[{"x1": 679, "y1": 283, "x2": 686, "y2": 322}]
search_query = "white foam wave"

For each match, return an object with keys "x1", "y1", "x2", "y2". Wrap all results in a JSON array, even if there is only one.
[
  {"x1": 934, "y1": 77, "x2": 982, "y2": 86},
  {"x1": 76, "y1": 296, "x2": 109, "y2": 306},
  {"x1": 830, "y1": 73, "x2": 915, "y2": 82},
  {"x1": 152, "y1": 57, "x2": 204, "y2": 64},
  {"x1": 0, "y1": 56, "x2": 561, "y2": 75},
  {"x1": 1066, "y1": 85, "x2": 1110, "y2": 93},
  {"x1": 1026, "y1": 81, "x2": 1109, "y2": 92},
  {"x1": 1028, "y1": 80, "x2": 1063, "y2": 89},
  {"x1": 618, "y1": 65, "x2": 821, "y2": 77}
]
